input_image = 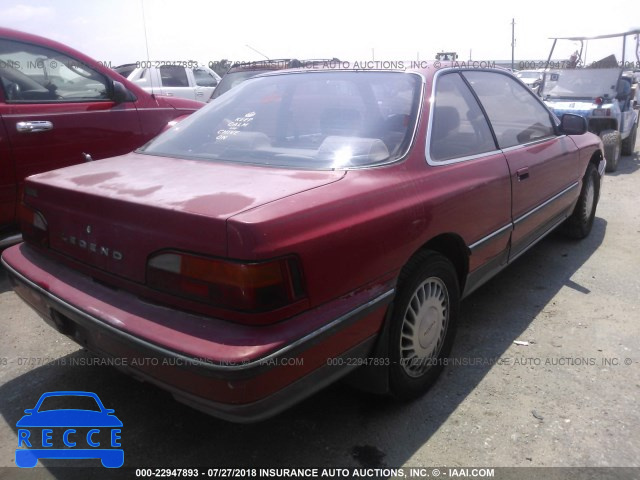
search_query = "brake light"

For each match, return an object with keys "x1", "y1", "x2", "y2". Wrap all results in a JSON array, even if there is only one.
[
  {"x1": 20, "y1": 204, "x2": 49, "y2": 247},
  {"x1": 146, "y1": 251, "x2": 305, "y2": 312}
]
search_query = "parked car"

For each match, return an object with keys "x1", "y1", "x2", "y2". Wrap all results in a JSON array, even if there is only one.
[
  {"x1": 541, "y1": 29, "x2": 640, "y2": 171},
  {"x1": 0, "y1": 28, "x2": 203, "y2": 248},
  {"x1": 210, "y1": 59, "x2": 338, "y2": 100},
  {"x1": 2, "y1": 64, "x2": 605, "y2": 422},
  {"x1": 113, "y1": 63, "x2": 221, "y2": 102}
]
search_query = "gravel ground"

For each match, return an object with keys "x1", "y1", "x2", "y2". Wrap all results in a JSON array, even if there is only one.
[{"x1": 0, "y1": 140, "x2": 638, "y2": 480}]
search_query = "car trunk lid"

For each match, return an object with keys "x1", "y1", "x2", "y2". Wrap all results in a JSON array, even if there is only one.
[{"x1": 24, "y1": 153, "x2": 344, "y2": 283}]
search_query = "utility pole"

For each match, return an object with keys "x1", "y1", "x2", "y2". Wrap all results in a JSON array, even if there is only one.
[{"x1": 511, "y1": 18, "x2": 515, "y2": 71}]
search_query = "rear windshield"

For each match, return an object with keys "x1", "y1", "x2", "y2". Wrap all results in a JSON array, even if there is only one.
[
  {"x1": 141, "y1": 71, "x2": 422, "y2": 169},
  {"x1": 211, "y1": 70, "x2": 279, "y2": 99}
]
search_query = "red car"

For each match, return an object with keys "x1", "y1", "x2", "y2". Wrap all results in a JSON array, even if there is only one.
[
  {"x1": 0, "y1": 28, "x2": 202, "y2": 247},
  {"x1": 2, "y1": 65, "x2": 605, "y2": 422}
]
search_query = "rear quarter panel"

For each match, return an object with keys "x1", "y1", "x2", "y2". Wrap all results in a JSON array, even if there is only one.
[{"x1": 227, "y1": 118, "x2": 512, "y2": 308}]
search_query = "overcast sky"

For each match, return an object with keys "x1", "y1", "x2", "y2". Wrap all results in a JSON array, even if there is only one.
[{"x1": 0, "y1": 0, "x2": 638, "y2": 67}]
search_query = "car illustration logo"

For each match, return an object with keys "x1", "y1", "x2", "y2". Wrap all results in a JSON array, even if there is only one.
[{"x1": 15, "y1": 391, "x2": 123, "y2": 468}]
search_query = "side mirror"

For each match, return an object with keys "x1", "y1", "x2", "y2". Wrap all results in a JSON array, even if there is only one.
[
  {"x1": 112, "y1": 80, "x2": 132, "y2": 103},
  {"x1": 24, "y1": 409, "x2": 34, "y2": 415},
  {"x1": 559, "y1": 114, "x2": 587, "y2": 135}
]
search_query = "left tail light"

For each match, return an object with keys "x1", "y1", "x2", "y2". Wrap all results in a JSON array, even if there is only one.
[
  {"x1": 20, "y1": 204, "x2": 49, "y2": 247},
  {"x1": 146, "y1": 251, "x2": 306, "y2": 313}
]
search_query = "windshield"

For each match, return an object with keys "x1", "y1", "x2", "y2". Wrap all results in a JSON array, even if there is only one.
[
  {"x1": 141, "y1": 71, "x2": 422, "y2": 169},
  {"x1": 541, "y1": 67, "x2": 620, "y2": 99}
]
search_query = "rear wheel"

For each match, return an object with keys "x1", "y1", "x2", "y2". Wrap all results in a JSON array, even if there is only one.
[
  {"x1": 561, "y1": 163, "x2": 599, "y2": 239},
  {"x1": 621, "y1": 122, "x2": 638, "y2": 156},
  {"x1": 389, "y1": 251, "x2": 459, "y2": 399},
  {"x1": 601, "y1": 130, "x2": 621, "y2": 172}
]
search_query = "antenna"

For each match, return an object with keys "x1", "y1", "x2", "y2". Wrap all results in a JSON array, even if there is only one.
[
  {"x1": 511, "y1": 18, "x2": 516, "y2": 70},
  {"x1": 245, "y1": 45, "x2": 269, "y2": 60},
  {"x1": 141, "y1": 0, "x2": 151, "y2": 63}
]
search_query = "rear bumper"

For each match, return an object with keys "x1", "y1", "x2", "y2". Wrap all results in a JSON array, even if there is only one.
[{"x1": 2, "y1": 244, "x2": 393, "y2": 422}]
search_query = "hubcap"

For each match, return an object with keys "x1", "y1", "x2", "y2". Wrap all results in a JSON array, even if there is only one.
[
  {"x1": 583, "y1": 176, "x2": 595, "y2": 220},
  {"x1": 400, "y1": 277, "x2": 449, "y2": 377}
]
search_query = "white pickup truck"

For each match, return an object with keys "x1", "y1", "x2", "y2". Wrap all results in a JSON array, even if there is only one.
[{"x1": 114, "y1": 63, "x2": 221, "y2": 102}]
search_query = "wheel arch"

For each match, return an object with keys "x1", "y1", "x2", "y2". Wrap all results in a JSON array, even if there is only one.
[
  {"x1": 409, "y1": 233, "x2": 470, "y2": 293},
  {"x1": 344, "y1": 232, "x2": 469, "y2": 395},
  {"x1": 589, "y1": 148, "x2": 603, "y2": 167},
  {"x1": 588, "y1": 118, "x2": 618, "y2": 135}
]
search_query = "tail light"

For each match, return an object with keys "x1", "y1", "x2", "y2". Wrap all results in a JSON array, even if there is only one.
[
  {"x1": 146, "y1": 251, "x2": 305, "y2": 312},
  {"x1": 20, "y1": 204, "x2": 49, "y2": 247}
]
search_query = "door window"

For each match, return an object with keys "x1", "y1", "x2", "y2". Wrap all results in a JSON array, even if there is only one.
[
  {"x1": 159, "y1": 65, "x2": 189, "y2": 87},
  {"x1": 429, "y1": 72, "x2": 496, "y2": 162},
  {"x1": 463, "y1": 71, "x2": 555, "y2": 148},
  {"x1": 0, "y1": 39, "x2": 109, "y2": 103}
]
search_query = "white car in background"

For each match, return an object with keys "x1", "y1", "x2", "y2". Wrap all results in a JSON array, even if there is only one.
[{"x1": 114, "y1": 63, "x2": 220, "y2": 102}]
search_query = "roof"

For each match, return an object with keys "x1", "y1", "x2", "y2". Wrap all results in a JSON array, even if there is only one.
[{"x1": 549, "y1": 29, "x2": 640, "y2": 41}]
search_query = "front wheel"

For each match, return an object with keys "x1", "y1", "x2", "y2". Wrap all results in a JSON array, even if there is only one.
[
  {"x1": 389, "y1": 251, "x2": 459, "y2": 400},
  {"x1": 601, "y1": 130, "x2": 621, "y2": 172},
  {"x1": 561, "y1": 163, "x2": 600, "y2": 239}
]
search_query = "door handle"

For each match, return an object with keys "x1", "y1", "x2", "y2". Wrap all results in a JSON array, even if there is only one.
[
  {"x1": 196, "y1": 91, "x2": 203, "y2": 96},
  {"x1": 516, "y1": 167, "x2": 530, "y2": 181},
  {"x1": 164, "y1": 92, "x2": 174, "y2": 96},
  {"x1": 16, "y1": 121, "x2": 53, "y2": 133}
]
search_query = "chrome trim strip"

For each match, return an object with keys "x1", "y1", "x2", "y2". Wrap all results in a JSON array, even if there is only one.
[
  {"x1": 0, "y1": 234, "x2": 22, "y2": 249},
  {"x1": 509, "y1": 214, "x2": 568, "y2": 263},
  {"x1": 514, "y1": 181, "x2": 579, "y2": 225},
  {"x1": 499, "y1": 135, "x2": 563, "y2": 153},
  {"x1": 2, "y1": 256, "x2": 393, "y2": 373},
  {"x1": 469, "y1": 223, "x2": 513, "y2": 251}
]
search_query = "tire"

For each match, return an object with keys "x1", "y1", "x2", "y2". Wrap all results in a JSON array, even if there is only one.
[
  {"x1": 621, "y1": 121, "x2": 638, "y2": 156},
  {"x1": 561, "y1": 163, "x2": 600, "y2": 239},
  {"x1": 388, "y1": 251, "x2": 459, "y2": 400},
  {"x1": 601, "y1": 129, "x2": 621, "y2": 172}
]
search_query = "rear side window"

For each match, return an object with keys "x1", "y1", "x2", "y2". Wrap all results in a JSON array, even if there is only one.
[
  {"x1": 159, "y1": 65, "x2": 189, "y2": 87},
  {"x1": 429, "y1": 73, "x2": 496, "y2": 162},
  {"x1": 463, "y1": 71, "x2": 555, "y2": 148},
  {"x1": 0, "y1": 38, "x2": 109, "y2": 103}
]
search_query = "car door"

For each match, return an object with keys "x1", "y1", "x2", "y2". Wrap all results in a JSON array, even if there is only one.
[
  {"x1": 0, "y1": 37, "x2": 144, "y2": 228},
  {"x1": 463, "y1": 70, "x2": 580, "y2": 261},
  {"x1": 0, "y1": 98, "x2": 16, "y2": 233},
  {"x1": 426, "y1": 71, "x2": 512, "y2": 294},
  {"x1": 157, "y1": 65, "x2": 196, "y2": 100},
  {"x1": 191, "y1": 67, "x2": 218, "y2": 102}
]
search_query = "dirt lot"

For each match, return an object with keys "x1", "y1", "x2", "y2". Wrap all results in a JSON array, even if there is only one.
[{"x1": 0, "y1": 144, "x2": 639, "y2": 479}]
